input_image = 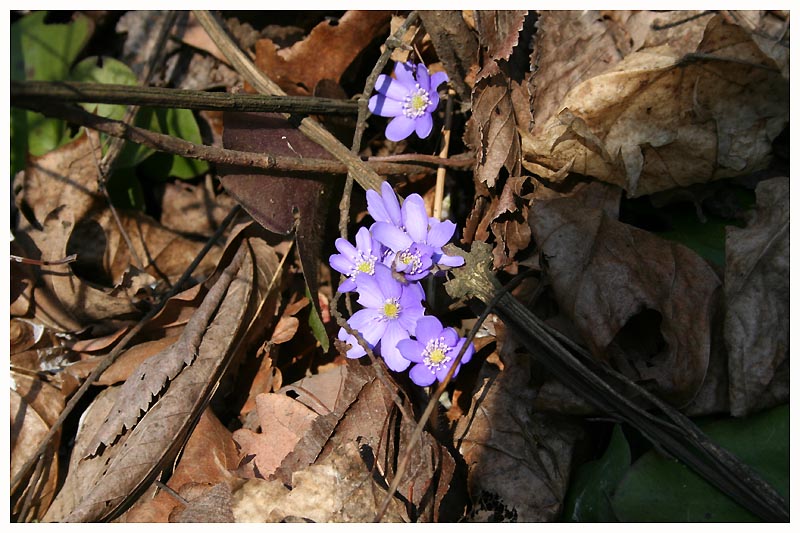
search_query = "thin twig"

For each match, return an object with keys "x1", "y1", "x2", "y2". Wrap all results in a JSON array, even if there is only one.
[
  {"x1": 14, "y1": 99, "x2": 470, "y2": 177},
  {"x1": 10, "y1": 253, "x2": 77, "y2": 266},
  {"x1": 432, "y1": 88, "x2": 455, "y2": 221},
  {"x1": 11, "y1": 81, "x2": 359, "y2": 115},
  {"x1": 9, "y1": 204, "x2": 242, "y2": 497}
]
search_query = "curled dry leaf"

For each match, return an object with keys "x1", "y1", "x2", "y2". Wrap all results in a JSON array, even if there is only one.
[
  {"x1": 522, "y1": 15, "x2": 789, "y2": 197},
  {"x1": 455, "y1": 341, "x2": 582, "y2": 522},
  {"x1": 10, "y1": 371, "x2": 64, "y2": 521},
  {"x1": 529, "y1": 195, "x2": 721, "y2": 405},
  {"x1": 724, "y1": 177, "x2": 789, "y2": 416},
  {"x1": 254, "y1": 10, "x2": 391, "y2": 96}
]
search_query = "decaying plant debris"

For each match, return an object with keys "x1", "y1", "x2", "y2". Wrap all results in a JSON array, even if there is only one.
[{"x1": 9, "y1": 10, "x2": 789, "y2": 523}]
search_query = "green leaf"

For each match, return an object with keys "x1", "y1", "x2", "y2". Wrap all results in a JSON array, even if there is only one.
[
  {"x1": 563, "y1": 424, "x2": 630, "y2": 522},
  {"x1": 657, "y1": 210, "x2": 731, "y2": 268},
  {"x1": 11, "y1": 11, "x2": 93, "y2": 174},
  {"x1": 105, "y1": 167, "x2": 146, "y2": 211},
  {"x1": 70, "y1": 56, "x2": 138, "y2": 121},
  {"x1": 305, "y1": 285, "x2": 329, "y2": 353},
  {"x1": 611, "y1": 404, "x2": 789, "y2": 522},
  {"x1": 160, "y1": 108, "x2": 209, "y2": 179}
]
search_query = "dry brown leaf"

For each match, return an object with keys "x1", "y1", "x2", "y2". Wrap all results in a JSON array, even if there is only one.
[
  {"x1": 271, "y1": 362, "x2": 371, "y2": 485},
  {"x1": 62, "y1": 243, "x2": 258, "y2": 522},
  {"x1": 43, "y1": 385, "x2": 122, "y2": 522},
  {"x1": 529, "y1": 195, "x2": 721, "y2": 405},
  {"x1": 13, "y1": 131, "x2": 223, "y2": 330},
  {"x1": 121, "y1": 409, "x2": 240, "y2": 522},
  {"x1": 82, "y1": 245, "x2": 252, "y2": 458},
  {"x1": 10, "y1": 371, "x2": 64, "y2": 521},
  {"x1": 255, "y1": 11, "x2": 391, "y2": 96},
  {"x1": 455, "y1": 342, "x2": 582, "y2": 522},
  {"x1": 157, "y1": 179, "x2": 239, "y2": 237},
  {"x1": 233, "y1": 393, "x2": 319, "y2": 480},
  {"x1": 170, "y1": 483, "x2": 236, "y2": 523},
  {"x1": 522, "y1": 15, "x2": 789, "y2": 197},
  {"x1": 95, "y1": 336, "x2": 179, "y2": 386},
  {"x1": 475, "y1": 11, "x2": 528, "y2": 62},
  {"x1": 727, "y1": 10, "x2": 790, "y2": 78},
  {"x1": 724, "y1": 177, "x2": 789, "y2": 416}
]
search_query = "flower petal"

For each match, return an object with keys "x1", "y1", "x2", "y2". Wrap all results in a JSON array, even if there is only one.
[
  {"x1": 426, "y1": 89, "x2": 440, "y2": 112},
  {"x1": 436, "y1": 253, "x2": 465, "y2": 268},
  {"x1": 410, "y1": 364, "x2": 436, "y2": 386},
  {"x1": 329, "y1": 254, "x2": 354, "y2": 275},
  {"x1": 416, "y1": 63, "x2": 430, "y2": 91},
  {"x1": 367, "y1": 189, "x2": 391, "y2": 224},
  {"x1": 380, "y1": 322, "x2": 411, "y2": 371},
  {"x1": 338, "y1": 327, "x2": 367, "y2": 358},
  {"x1": 338, "y1": 278, "x2": 356, "y2": 293},
  {"x1": 373, "y1": 263, "x2": 402, "y2": 300},
  {"x1": 385, "y1": 115, "x2": 417, "y2": 142},
  {"x1": 334, "y1": 237, "x2": 358, "y2": 258},
  {"x1": 441, "y1": 327, "x2": 459, "y2": 347},
  {"x1": 368, "y1": 94, "x2": 404, "y2": 117},
  {"x1": 380, "y1": 181, "x2": 403, "y2": 227},
  {"x1": 436, "y1": 362, "x2": 456, "y2": 382},
  {"x1": 427, "y1": 219, "x2": 456, "y2": 247},
  {"x1": 373, "y1": 74, "x2": 409, "y2": 100},
  {"x1": 402, "y1": 195, "x2": 429, "y2": 243},
  {"x1": 429, "y1": 71, "x2": 449, "y2": 91},
  {"x1": 372, "y1": 222, "x2": 413, "y2": 252},
  {"x1": 397, "y1": 338, "x2": 425, "y2": 363},
  {"x1": 414, "y1": 112, "x2": 433, "y2": 139},
  {"x1": 393, "y1": 61, "x2": 415, "y2": 87},
  {"x1": 348, "y1": 308, "x2": 384, "y2": 344},
  {"x1": 415, "y1": 316, "x2": 443, "y2": 343},
  {"x1": 354, "y1": 273, "x2": 384, "y2": 308},
  {"x1": 354, "y1": 226, "x2": 374, "y2": 255}
]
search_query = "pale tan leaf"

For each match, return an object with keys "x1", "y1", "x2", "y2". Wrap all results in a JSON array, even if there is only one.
[
  {"x1": 170, "y1": 482, "x2": 236, "y2": 523},
  {"x1": 233, "y1": 393, "x2": 318, "y2": 480},
  {"x1": 522, "y1": 15, "x2": 788, "y2": 197},
  {"x1": 724, "y1": 177, "x2": 789, "y2": 416}
]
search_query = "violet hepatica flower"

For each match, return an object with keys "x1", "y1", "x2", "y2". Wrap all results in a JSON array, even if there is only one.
[
  {"x1": 368, "y1": 61, "x2": 449, "y2": 142},
  {"x1": 367, "y1": 182, "x2": 464, "y2": 278},
  {"x1": 337, "y1": 264, "x2": 425, "y2": 372},
  {"x1": 397, "y1": 316, "x2": 474, "y2": 387},
  {"x1": 329, "y1": 226, "x2": 382, "y2": 292}
]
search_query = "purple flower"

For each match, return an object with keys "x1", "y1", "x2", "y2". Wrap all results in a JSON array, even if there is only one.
[
  {"x1": 397, "y1": 316, "x2": 474, "y2": 387},
  {"x1": 368, "y1": 184, "x2": 465, "y2": 275},
  {"x1": 337, "y1": 264, "x2": 425, "y2": 372},
  {"x1": 329, "y1": 227, "x2": 382, "y2": 292},
  {"x1": 368, "y1": 61, "x2": 449, "y2": 142}
]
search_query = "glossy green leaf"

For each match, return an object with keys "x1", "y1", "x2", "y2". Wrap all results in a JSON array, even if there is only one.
[
  {"x1": 160, "y1": 108, "x2": 209, "y2": 179},
  {"x1": 563, "y1": 424, "x2": 630, "y2": 522},
  {"x1": 10, "y1": 11, "x2": 93, "y2": 174},
  {"x1": 104, "y1": 167, "x2": 146, "y2": 211},
  {"x1": 611, "y1": 404, "x2": 788, "y2": 522},
  {"x1": 658, "y1": 210, "x2": 731, "y2": 268}
]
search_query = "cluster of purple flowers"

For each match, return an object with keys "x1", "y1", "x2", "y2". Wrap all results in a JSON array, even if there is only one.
[{"x1": 330, "y1": 182, "x2": 474, "y2": 386}]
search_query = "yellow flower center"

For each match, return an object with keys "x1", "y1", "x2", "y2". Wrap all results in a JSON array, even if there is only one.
[
  {"x1": 410, "y1": 94, "x2": 427, "y2": 111},
  {"x1": 356, "y1": 260, "x2": 374, "y2": 274},
  {"x1": 383, "y1": 299, "x2": 400, "y2": 319},
  {"x1": 427, "y1": 348, "x2": 446, "y2": 365},
  {"x1": 402, "y1": 86, "x2": 432, "y2": 119}
]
